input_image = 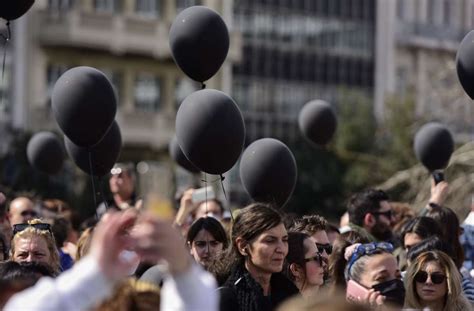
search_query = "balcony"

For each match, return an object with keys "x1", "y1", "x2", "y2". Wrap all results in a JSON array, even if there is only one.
[
  {"x1": 396, "y1": 21, "x2": 466, "y2": 52},
  {"x1": 116, "y1": 110, "x2": 175, "y2": 149},
  {"x1": 33, "y1": 8, "x2": 242, "y2": 62},
  {"x1": 34, "y1": 9, "x2": 171, "y2": 58}
]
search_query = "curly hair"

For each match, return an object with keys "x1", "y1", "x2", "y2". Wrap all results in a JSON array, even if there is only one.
[{"x1": 292, "y1": 215, "x2": 328, "y2": 236}]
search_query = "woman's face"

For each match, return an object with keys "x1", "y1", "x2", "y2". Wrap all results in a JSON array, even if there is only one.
[
  {"x1": 190, "y1": 229, "x2": 223, "y2": 267},
  {"x1": 13, "y1": 236, "x2": 51, "y2": 266},
  {"x1": 247, "y1": 223, "x2": 288, "y2": 274},
  {"x1": 359, "y1": 253, "x2": 401, "y2": 288},
  {"x1": 415, "y1": 260, "x2": 447, "y2": 303},
  {"x1": 303, "y1": 237, "x2": 325, "y2": 286},
  {"x1": 404, "y1": 232, "x2": 423, "y2": 252}
]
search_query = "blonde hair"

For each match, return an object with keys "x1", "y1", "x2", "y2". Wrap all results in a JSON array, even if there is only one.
[
  {"x1": 10, "y1": 219, "x2": 61, "y2": 274},
  {"x1": 94, "y1": 278, "x2": 160, "y2": 311},
  {"x1": 75, "y1": 227, "x2": 94, "y2": 262},
  {"x1": 404, "y1": 251, "x2": 471, "y2": 311}
]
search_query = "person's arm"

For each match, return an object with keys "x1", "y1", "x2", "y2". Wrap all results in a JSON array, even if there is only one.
[
  {"x1": 5, "y1": 210, "x2": 138, "y2": 311},
  {"x1": 132, "y1": 213, "x2": 218, "y2": 311},
  {"x1": 4, "y1": 256, "x2": 113, "y2": 311},
  {"x1": 173, "y1": 188, "x2": 196, "y2": 228},
  {"x1": 420, "y1": 180, "x2": 448, "y2": 216},
  {"x1": 161, "y1": 264, "x2": 218, "y2": 311}
]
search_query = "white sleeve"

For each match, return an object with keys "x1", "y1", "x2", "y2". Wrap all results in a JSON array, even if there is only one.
[
  {"x1": 161, "y1": 264, "x2": 218, "y2": 311},
  {"x1": 4, "y1": 255, "x2": 114, "y2": 311}
]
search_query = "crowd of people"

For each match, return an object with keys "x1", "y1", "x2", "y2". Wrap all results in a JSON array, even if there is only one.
[{"x1": 0, "y1": 163, "x2": 473, "y2": 311}]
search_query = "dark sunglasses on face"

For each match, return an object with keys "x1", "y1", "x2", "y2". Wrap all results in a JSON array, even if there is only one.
[
  {"x1": 316, "y1": 242, "x2": 333, "y2": 255},
  {"x1": 414, "y1": 271, "x2": 446, "y2": 284},
  {"x1": 20, "y1": 210, "x2": 37, "y2": 217},
  {"x1": 13, "y1": 223, "x2": 52, "y2": 236},
  {"x1": 371, "y1": 210, "x2": 393, "y2": 219},
  {"x1": 304, "y1": 253, "x2": 325, "y2": 266}
]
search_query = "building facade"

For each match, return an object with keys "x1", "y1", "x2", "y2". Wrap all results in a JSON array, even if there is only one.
[
  {"x1": 3, "y1": 0, "x2": 240, "y2": 201},
  {"x1": 376, "y1": 0, "x2": 474, "y2": 142}
]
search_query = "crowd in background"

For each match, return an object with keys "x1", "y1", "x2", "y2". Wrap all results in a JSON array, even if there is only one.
[{"x1": 0, "y1": 163, "x2": 473, "y2": 311}]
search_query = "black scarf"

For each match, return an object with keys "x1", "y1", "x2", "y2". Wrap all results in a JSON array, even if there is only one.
[{"x1": 220, "y1": 263, "x2": 299, "y2": 311}]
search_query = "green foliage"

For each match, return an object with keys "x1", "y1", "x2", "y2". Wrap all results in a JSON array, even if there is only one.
[{"x1": 286, "y1": 90, "x2": 418, "y2": 220}]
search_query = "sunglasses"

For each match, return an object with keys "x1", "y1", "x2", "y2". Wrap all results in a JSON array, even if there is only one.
[
  {"x1": 414, "y1": 271, "x2": 446, "y2": 285},
  {"x1": 304, "y1": 253, "x2": 325, "y2": 266},
  {"x1": 20, "y1": 210, "x2": 38, "y2": 217},
  {"x1": 316, "y1": 242, "x2": 333, "y2": 255},
  {"x1": 13, "y1": 223, "x2": 52, "y2": 236},
  {"x1": 371, "y1": 210, "x2": 393, "y2": 219}
]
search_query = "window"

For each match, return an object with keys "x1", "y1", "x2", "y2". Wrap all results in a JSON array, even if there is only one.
[
  {"x1": 176, "y1": 0, "x2": 201, "y2": 13},
  {"x1": 46, "y1": 64, "x2": 69, "y2": 105},
  {"x1": 175, "y1": 78, "x2": 198, "y2": 108},
  {"x1": 134, "y1": 73, "x2": 161, "y2": 112},
  {"x1": 135, "y1": 0, "x2": 161, "y2": 18},
  {"x1": 94, "y1": 0, "x2": 121, "y2": 13},
  {"x1": 102, "y1": 69, "x2": 122, "y2": 105},
  {"x1": 48, "y1": 0, "x2": 74, "y2": 12}
]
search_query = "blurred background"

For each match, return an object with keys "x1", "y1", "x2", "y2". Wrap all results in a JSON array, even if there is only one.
[{"x1": 0, "y1": 0, "x2": 473, "y2": 222}]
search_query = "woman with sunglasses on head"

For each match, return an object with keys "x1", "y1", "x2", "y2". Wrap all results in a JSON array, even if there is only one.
[
  {"x1": 216, "y1": 203, "x2": 299, "y2": 311},
  {"x1": 10, "y1": 219, "x2": 60, "y2": 275},
  {"x1": 284, "y1": 232, "x2": 327, "y2": 299},
  {"x1": 404, "y1": 250, "x2": 471, "y2": 311},
  {"x1": 344, "y1": 242, "x2": 405, "y2": 309}
]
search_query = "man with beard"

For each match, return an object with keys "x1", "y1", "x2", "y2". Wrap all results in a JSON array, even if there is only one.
[{"x1": 347, "y1": 189, "x2": 397, "y2": 245}]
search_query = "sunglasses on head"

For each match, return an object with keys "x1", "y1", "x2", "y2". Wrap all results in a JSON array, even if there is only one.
[
  {"x1": 414, "y1": 271, "x2": 446, "y2": 285},
  {"x1": 20, "y1": 210, "x2": 37, "y2": 217},
  {"x1": 316, "y1": 242, "x2": 333, "y2": 255},
  {"x1": 371, "y1": 210, "x2": 393, "y2": 219},
  {"x1": 13, "y1": 223, "x2": 52, "y2": 236},
  {"x1": 304, "y1": 253, "x2": 325, "y2": 266}
]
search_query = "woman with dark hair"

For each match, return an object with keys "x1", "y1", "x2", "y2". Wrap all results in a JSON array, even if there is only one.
[
  {"x1": 0, "y1": 232, "x2": 7, "y2": 262},
  {"x1": 426, "y1": 205, "x2": 464, "y2": 269},
  {"x1": 400, "y1": 216, "x2": 443, "y2": 252},
  {"x1": 404, "y1": 251, "x2": 471, "y2": 311},
  {"x1": 217, "y1": 203, "x2": 299, "y2": 311},
  {"x1": 425, "y1": 205, "x2": 474, "y2": 302},
  {"x1": 284, "y1": 232, "x2": 326, "y2": 298},
  {"x1": 186, "y1": 217, "x2": 228, "y2": 269}
]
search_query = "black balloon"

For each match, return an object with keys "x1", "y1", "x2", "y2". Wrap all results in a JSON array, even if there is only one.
[
  {"x1": 240, "y1": 138, "x2": 297, "y2": 208},
  {"x1": 169, "y1": 6, "x2": 229, "y2": 82},
  {"x1": 52, "y1": 66, "x2": 117, "y2": 147},
  {"x1": 27, "y1": 132, "x2": 64, "y2": 175},
  {"x1": 169, "y1": 136, "x2": 200, "y2": 173},
  {"x1": 414, "y1": 122, "x2": 454, "y2": 171},
  {"x1": 456, "y1": 30, "x2": 474, "y2": 99},
  {"x1": 65, "y1": 121, "x2": 122, "y2": 177},
  {"x1": 176, "y1": 89, "x2": 245, "y2": 175},
  {"x1": 298, "y1": 100, "x2": 337, "y2": 146},
  {"x1": 0, "y1": 0, "x2": 35, "y2": 21}
]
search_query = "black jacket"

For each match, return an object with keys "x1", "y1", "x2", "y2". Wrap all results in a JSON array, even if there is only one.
[{"x1": 218, "y1": 263, "x2": 299, "y2": 311}]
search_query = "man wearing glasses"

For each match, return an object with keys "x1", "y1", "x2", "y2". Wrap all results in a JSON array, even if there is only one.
[
  {"x1": 8, "y1": 197, "x2": 37, "y2": 227},
  {"x1": 347, "y1": 189, "x2": 396, "y2": 244}
]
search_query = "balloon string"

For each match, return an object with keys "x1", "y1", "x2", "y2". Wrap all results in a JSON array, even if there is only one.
[
  {"x1": 219, "y1": 174, "x2": 234, "y2": 222},
  {"x1": 0, "y1": 21, "x2": 10, "y2": 113},
  {"x1": 88, "y1": 151, "x2": 99, "y2": 220},
  {"x1": 201, "y1": 83, "x2": 206, "y2": 89},
  {"x1": 98, "y1": 176, "x2": 109, "y2": 211},
  {"x1": 204, "y1": 173, "x2": 208, "y2": 215}
]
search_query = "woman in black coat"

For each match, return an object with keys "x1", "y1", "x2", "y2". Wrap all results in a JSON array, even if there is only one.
[{"x1": 216, "y1": 203, "x2": 299, "y2": 311}]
